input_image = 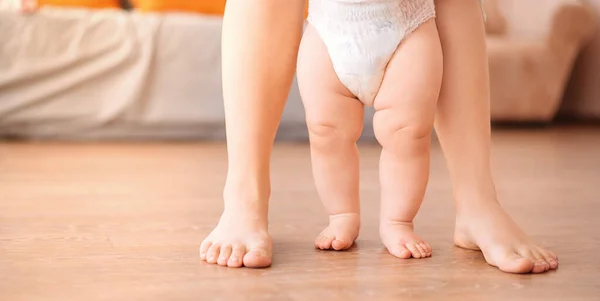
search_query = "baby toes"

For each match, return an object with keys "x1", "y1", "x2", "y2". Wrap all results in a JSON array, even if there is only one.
[
  {"x1": 387, "y1": 244, "x2": 412, "y2": 259},
  {"x1": 419, "y1": 242, "x2": 432, "y2": 257},
  {"x1": 406, "y1": 243, "x2": 423, "y2": 259},
  {"x1": 332, "y1": 237, "x2": 353, "y2": 251}
]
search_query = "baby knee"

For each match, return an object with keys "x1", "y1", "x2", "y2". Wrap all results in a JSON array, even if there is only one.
[
  {"x1": 307, "y1": 121, "x2": 363, "y2": 147},
  {"x1": 374, "y1": 119, "x2": 432, "y2": 152}
]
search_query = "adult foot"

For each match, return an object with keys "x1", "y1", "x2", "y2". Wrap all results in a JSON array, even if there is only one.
[
  {"x1": 380, "y1": 221, "x2": 432, "y2": 259},
  {"x1": 200, "y1": 209, "x2": 272, "y2": 268},
  {"x1": 315, "y1": 213, "x2": 360, "y2": 251},
  {"x1": 455, "y1": 200, "x2": 559, "y2": 274}
]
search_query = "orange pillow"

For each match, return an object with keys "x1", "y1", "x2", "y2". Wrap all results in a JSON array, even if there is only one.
[
  {"x1": 134, "y1": 0, "x2": 226, "y2": 15},
  {"x1": 134, "y1": 1, "x2": 307, "y2": 18},
  {"x1": 304, "y1": 0, "x2": 308, "y2": 19},
  {"x1": 38, "y1": 0, "x2": 120, "y2": 9}
]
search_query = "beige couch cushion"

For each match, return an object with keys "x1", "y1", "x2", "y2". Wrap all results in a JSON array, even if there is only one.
[{"x1": 0, "y1": 8, "x2": 229, "y2": 139}]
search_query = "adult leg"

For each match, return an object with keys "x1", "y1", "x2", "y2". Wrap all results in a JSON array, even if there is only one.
[
  {"x1": 434, "y1": 0, "x2": 558, "y2": 274},
  {"x1": 200, "y1": 0, "x2": 305, "y2": 268},
  {"x1": 297, "y1": 25, "x2": 364, "y2": 251},
  {"x1": 375, "y1": 19, "x2": 441, "y2": 259}
]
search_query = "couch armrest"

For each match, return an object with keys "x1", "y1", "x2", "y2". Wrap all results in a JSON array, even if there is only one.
[
  {"x1": 488, "y1": 0, "x2": 597, "y2": 121},
  {"x1": 497, "y1": 0, "x2": 595, "y2": 47}
]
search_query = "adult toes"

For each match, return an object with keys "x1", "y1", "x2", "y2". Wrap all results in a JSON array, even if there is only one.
[
  {"x1": 529, "y1": 249, "x2": 550, "y2": 273},
  {"x1": 199, "y1": 240, "x2": 212, "y2": 261},
  {"x1": 227, "y1": 245, "x2": 246, "y2": 268},
  {"x1": 206, "y1": 243, "x2": 221, "y2": 264},
  {"x1": 217, "y1": 245, "x2": 233, "y2": 266},
  {"x1": 243, "y1": 248, "x2": 272, "y2": 268},
  {"x1": 496, "y1": 252, "x2": 535, "y2": 274},
  {"x1": 540, "y1": 249, "x2": 559, "y2": 270}
]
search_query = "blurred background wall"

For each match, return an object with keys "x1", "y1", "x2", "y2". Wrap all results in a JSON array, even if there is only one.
[{"x1": 0, "y1": 0, "x2": 598, "y2": 140}]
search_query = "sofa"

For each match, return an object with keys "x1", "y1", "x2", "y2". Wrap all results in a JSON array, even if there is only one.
[
  {"x1": 484, "y1": 0, "x2": 596, "y2": 122},
  {"x1": 0, "y1": 0, "x2": 596, "y2": 140},
  {"x1": 562, "y1": 0, "x2": 600, "y2": 120}
]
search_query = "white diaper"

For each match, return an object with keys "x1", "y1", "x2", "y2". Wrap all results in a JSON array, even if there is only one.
[{"x1": 307, "y1": 0, "x2": 436, "y2": 105}]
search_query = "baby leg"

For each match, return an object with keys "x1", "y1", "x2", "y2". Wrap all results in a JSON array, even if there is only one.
[
  {"x1": 297, "y1": 25, "x2": 364, "y2": 251},
  {"x1": 373, "y1": 19, "x2": 443, "y2": 259}
]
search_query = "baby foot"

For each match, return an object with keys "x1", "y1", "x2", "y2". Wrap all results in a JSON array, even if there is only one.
[
  {"x1": 200, "y1": 208, "x2": 272, "y2": 268},
  {"x1": 380, "y1": 221, "x2": 432, "y2": 259},
  {"x1": 315, "y1": 213, "x2": 360, "y2": 251},
  {"x1": 454, "y1": 200, "x2": 559, "y2": 274}
]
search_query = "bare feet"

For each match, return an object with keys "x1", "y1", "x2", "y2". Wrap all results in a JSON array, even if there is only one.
[
  {"x1": 455, "y1": 200, "x2": 559, "y2": 274},
  {"x1": 315, "y1": 213, "x2": 360, "y2": 251},
  {"x1": 200, "y1": 209, "x2": 272, "y2": 268},
  {"x1": 380, "y1": 221, "x2": 432, "y2": 259}
]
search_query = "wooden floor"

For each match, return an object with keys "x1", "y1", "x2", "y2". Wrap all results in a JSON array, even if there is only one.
[{"x1": 1, "y1": 127, "x2": 599, "y2": 301}]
